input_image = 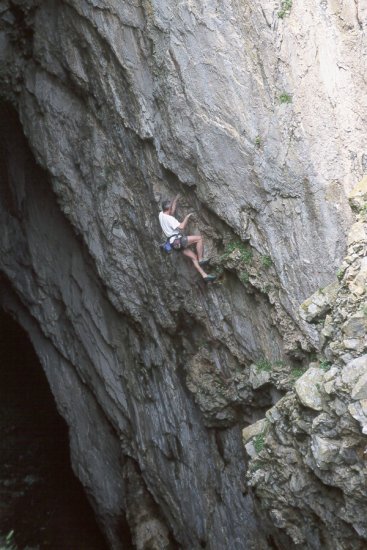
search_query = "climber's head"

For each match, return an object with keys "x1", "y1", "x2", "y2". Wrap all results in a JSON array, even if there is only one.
[{"x1": 161, "y1": 199, "x2": 171, "y2": 213}]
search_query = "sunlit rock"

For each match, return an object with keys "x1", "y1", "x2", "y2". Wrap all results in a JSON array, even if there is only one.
[{"x1": 294, "y1": 368, "x2": 325, "y2": 411}]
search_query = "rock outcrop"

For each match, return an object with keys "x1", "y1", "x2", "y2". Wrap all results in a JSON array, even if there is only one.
[
  {"x1": 0, "y1": 0, "x2": 366, "y2": 548},
  {"x1": 246, "y1": 179, "x2": 367, "y2": 549}
]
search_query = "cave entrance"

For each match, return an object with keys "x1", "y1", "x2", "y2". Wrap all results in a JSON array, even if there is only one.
[{"x1": 0, "y1": 309, "x2": 108, "y2": 550}]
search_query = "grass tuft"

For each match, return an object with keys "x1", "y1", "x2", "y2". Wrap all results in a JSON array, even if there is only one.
[
  {"x1": 319, "y1": 360, "x2": 331, "y2": 372},
  {"x1": 253, "y1": 432, "x2": 266, "y2": 453},
  {"x1": 255, "y1": 358, "x2": 272, "y2": 372},
  {"x1": 261, "y1": 255, "x2": 272, "y2": 269},
  {"x1": 278, "y1": 0, "x2": 292, "y2": 18},
  {"x1": 291, "y1": 368, "x2": 306, "y2": 379},
  {"x1": 222, "y1": 241, "x2": 253, "y2": 265},
  {"x1": 249, "y1": 460, "x2": 265, "y2": 472},
  {"x1": 336, "y1": 267, "x2": 345, "y2": 281},
  {"x1": 240, "y1": 271, "x2": 249, "y2": 284},
  {"x1": 279, "y1": 92, "x2": 292, "y2": 104},
  {"x1": 1, "y1": 531, "x2": 17, "y2": 550}
]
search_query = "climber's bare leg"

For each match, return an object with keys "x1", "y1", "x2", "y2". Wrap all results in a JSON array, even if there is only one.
[
  {"x1": 182, "y1": 248, "x2": 207, "y2": 278},
  {"x1": 186, "y1": 235, "x2": 204, "y2": 261}
]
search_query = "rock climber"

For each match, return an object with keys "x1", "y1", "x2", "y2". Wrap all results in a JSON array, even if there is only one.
[{"x1": 159, "y1": 195, "x2": 216, "y2": 282}]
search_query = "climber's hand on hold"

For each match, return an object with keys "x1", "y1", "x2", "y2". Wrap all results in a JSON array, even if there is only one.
[
  {"x1": 171, "y1": 194, "x2": 181, "y2": 215},
  {"x1": 178, "y1": 212, "x2": 194, "y2": 230}
]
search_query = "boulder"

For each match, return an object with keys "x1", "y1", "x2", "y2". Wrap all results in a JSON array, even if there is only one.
[
  {"x1": 351, "y1": 374, "x2": 367, "y2": 400},
  {"x1": 295, "y1": 367, "x2": 325, "y2": 411},
  {"x1": 311, "y1": 435, "x2": 340, "y2": 469},
  {"x1": 342, "y1": 314, "x2": 367, "y2": 339},
  {"x1": 300, "y1": 282, "x2": 338, "y2": 323},
  {"x1": 348, "y1": 400, "x2": 367, "y2": 435},
  {"x1": 342, "y1": 355, "x2": 367, "y2": 387}
]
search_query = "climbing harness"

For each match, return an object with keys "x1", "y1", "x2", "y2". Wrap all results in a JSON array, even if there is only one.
[{"x1": 160, "y1": 233, "x2": 186, "y2": 254}]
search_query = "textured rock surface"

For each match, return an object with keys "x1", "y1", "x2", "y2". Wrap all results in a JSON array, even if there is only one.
[
  {"x1": 0, "y1": 0, "x2": 366, "y2": 548},
  {"x1": 247, "y1": 182, "x2": 367, "y2": 549},
  {"x1": 294, "y1": 367, "x2": 325, "y2": 411}
]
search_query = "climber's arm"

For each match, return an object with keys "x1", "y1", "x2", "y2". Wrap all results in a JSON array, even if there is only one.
[
  {"x1": 170, "y1": 194, "x2": 180, "y2": 215},
  {"x1": 178, "y1": 213, "x2": 193, "y2": 230}
]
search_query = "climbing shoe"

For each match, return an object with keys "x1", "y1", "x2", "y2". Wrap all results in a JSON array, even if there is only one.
[
  {"x1": 203, "y1": 274, "x2": 216, "y2": 283},
  {"x1": 199, "y1": 259, "x2": 210, "y2": 267}
]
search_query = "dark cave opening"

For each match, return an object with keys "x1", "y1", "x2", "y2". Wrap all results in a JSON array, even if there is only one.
[{"x1": 0, "y1": 309, "x2": 109, "y2": 550}]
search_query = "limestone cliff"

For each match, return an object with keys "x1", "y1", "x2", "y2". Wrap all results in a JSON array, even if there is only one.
[
  {"x1": 245, "y1": 179, "x2": 367, "y2": 549},
  {"x1": 0, "y1": 0, "x2": 366, "y2": 548}
]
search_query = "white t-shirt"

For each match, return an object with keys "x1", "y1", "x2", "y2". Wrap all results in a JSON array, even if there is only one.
[{"x1": 159, "y1": 212, "x2": 180, "y2": 237}]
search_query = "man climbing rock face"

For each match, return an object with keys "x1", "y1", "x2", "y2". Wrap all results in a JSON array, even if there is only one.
[{"x1": 159, "y1": 195, "x2": 216, "y2": 282}]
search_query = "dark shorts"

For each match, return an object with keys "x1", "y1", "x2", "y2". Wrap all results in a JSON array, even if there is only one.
[
  {"x1": 180, "y1": 235, "x2": 188, "y2": 248},
  {"x1": 169, "y1": 234, "x2": 188, "y2": 250}
]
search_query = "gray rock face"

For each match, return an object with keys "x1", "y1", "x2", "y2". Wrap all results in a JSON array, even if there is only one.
[
  {"x1": 0, "y1": 107, "x2": 268, "y2": 549},
  {"x1": 0, "y1": 0, "x2": 366, "y2": 548},
  {"x1": 246, "y1": 183, "x2": 367, "y2": 549}
]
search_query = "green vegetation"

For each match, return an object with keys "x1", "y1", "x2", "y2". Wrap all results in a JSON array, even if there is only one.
[
  {"x1": 274, "y1": 360, "x2": 285, "y2": 367},
  {"x1": 222, "y1": 241, "x2": 253, "y2": 264},
  {"x1": 0, "y1": 531, "x2": 17, "y2": 550},
  {"x1": 248, "y1": 460, "x2": 265, "y2": 472},
  {"x1": 362, "y1": 305, "x2": 367, "y2": 317},
  {"x1": 359, "y1": 203, "x2": 367, "y2": 216},
  {"x1": 253, "y1": 432, "x2": 266, "y2": 453},
  {"x1": 291, "y1": 367, "x2": 306, "y2": 379},
  {"x1": 240, "y1": 249, "x2": 253, "y2": 264},
  {"x1": 319, "y1": 359, "x2": 331, "y2": 372},
  {"x1": 278, "y1": 0, "x2": 292, "y2": 18},
  {"x1": 279, "y1": 92, "x2": 292, "y2": 104},
  {"x1": 255, "y1": 358, "x2": 272, "y2": 372},
  {"x1": 261, "y1": 255, "x2": 272, "y2": 269},
  {"x1": 240, "y1": 271, "x2": 249, "y2": 284},
  {"x1": 255, "y1": 135, "x2": 261, "y2": 148},
  {"x1": 336, "y1": 267, "x2": 345, "y2": 281}
]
